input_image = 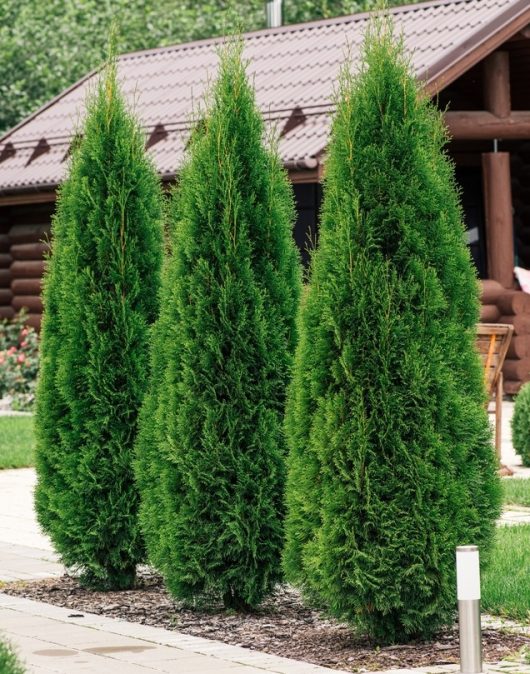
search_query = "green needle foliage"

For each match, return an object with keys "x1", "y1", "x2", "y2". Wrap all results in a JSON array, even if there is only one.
[
  {"x1": 135, "y1": 40, "x2": 302, "y2": 611},
  {"x1": 283, "y1": 20, "x2": 501, "y2": 642},
  {"x1": 511, "y1": 383, "x2": 530, "y2": 466},
  {"x1": 0, "y1": 641, "x2": 25, "y2": 674},
  {"x1": 34, "y1": 57, "x2": 164, "y2": 590}
]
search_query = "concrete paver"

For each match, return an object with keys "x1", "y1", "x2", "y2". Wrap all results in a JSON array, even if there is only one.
[
  {"x1": 499, "y1": 507, "x2": 530, "y2": 525},
  {"x1": 0, "y1": 468, "x2": 55, "y2": 552},
  {"x1": 0, "y1": 468, "x2": 63, "y2": 582}
]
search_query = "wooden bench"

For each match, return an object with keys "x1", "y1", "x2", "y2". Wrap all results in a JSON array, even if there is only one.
[{"x1": 476, "y1": 323, "x2": 514, "y2": 468}]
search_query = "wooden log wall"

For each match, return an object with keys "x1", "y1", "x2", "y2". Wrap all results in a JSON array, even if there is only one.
[
  {"x1": 0, "y1": 209, "x2": 13, "y2": 320},
  {"x1": 481, "y1": 279, "x2": 530, "y2": 394},
  {"x1": 0, "y1": 203, "x2": 53, "y2": 331}
]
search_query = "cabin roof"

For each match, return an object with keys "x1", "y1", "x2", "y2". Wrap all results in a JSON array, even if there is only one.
[{"x1": 0, "y1": 0, "x2": 529, "y2": 195}]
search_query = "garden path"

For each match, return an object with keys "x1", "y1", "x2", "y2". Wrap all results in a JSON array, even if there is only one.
[
  {"x1": 0, "y1": 593, "x2": 343, "y2": 674},
  {"x1": 0, "y1": 468, "x2": 61, "y2": 582}
]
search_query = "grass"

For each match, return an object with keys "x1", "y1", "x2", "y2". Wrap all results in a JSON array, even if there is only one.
[
  {"x1": 482, "y1": 524, "x2": 530, "y2": 623},
  {"x1": 502, "y1": 478, "x2": 530, "y2": 508},
  {"x1": 0, "y1": 415, "x2": 35, "y2": 469}
]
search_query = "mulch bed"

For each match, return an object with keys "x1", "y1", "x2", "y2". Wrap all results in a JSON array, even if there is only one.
[{"x1": 2, "y1": 572, "x2": 528, "y2": 672}]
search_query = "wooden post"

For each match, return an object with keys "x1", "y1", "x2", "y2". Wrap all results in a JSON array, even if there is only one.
[
  {"x1": 482, "y1": 153, "x2": 514, "y2": 288},
  {"x1": 482, "y1": 51, "x2": 514, "y2": 288},
  {"x1": 483, "y1": 51, "x2": 511, "y2": 118}
]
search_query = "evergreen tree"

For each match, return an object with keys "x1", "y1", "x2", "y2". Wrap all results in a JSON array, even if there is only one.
[
  {"x1": 0, "y1": 641, "x2": 25, "y2": 674},
  {"x1": 283, "y1": 20, "x2": 501, "y2": 642},
  {"x1": 135, "y1": 41, "x2": 302, "y2": 610},
  {"x1": 511, "y1": 383, "x2": 530, "y2": 466},
  {"x1": 34, "y1": 58, "x2": 164, "y2": 590}
]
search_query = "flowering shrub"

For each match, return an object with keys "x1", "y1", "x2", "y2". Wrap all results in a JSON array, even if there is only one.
[{"x1": 0, "y1": 311, "x2": 39, "y2": 411}]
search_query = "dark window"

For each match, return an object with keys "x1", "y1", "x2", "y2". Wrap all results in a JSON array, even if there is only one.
[
  {"x1": 455, "y1": 167, "x2": 487, "y2": 279},
  {"x1": 292, "y1": 183, "x2": 321, "y2": 266}
]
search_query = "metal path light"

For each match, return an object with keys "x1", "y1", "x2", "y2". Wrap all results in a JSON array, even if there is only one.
[{"x1": 456, "y1": 545, "x2": 483, "y2": 673}]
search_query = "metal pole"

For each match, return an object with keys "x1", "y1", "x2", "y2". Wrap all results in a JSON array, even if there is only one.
[
  {"x1": 266, "y1": 0, "x2": 282, "y2": 28},
  {"x1": 456, "y1": 545, "x2": 483, "y2": 674}
]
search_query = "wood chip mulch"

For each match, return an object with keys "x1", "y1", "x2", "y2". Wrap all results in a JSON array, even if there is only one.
[{"x1": 2, "y1": 573, "x2": 528, "y2": 672}]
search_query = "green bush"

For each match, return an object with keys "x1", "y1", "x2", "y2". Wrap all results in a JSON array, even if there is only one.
[
  {"x1": 512, "y1": 383, "x2": 530, "y2": 467},
  {"x1": 135, "y1": 41, "x2": 302, "y2": 610},
  {"x1": 0, "y1": 641, "x2": 25, "y2": 674},
  {"x1": 0, "y1": 311, "x2": 39, "y2": 410},
  {"x1": 283, "y1": 21, "x2": 501, "y2": 642},
  {"x1": 34, "y1": 57, "x2": 163, "y2": 590}
]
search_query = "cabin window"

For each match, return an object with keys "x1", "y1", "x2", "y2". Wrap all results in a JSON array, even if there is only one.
[
  {"x1": 455, "y1": 166, "x2": 487, "y2": 279},
  {"x1": 293, "y1": 183, "x2": 321, "y2": 266}
]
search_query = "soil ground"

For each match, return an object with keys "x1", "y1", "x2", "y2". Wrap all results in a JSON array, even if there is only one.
[{"x1": 2, "y1": 573, "x2": 528, "y2": 672}]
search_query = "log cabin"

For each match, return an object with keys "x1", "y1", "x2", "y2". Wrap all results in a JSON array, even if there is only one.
[{"x1": 1, "y1": 0, "x2": 530, "y2": 391}]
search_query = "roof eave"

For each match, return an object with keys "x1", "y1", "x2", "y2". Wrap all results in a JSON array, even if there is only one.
[
  {"x1": 422, "y1": 0, "x2": 530, "y2": 95},
  {"x1": 0, "y1": 185, "x2": 58, "y2": 206}
]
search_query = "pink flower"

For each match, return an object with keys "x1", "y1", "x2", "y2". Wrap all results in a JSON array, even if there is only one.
[
  {"x1": 20, "y1": 328, "x2": 28, "y2": 337},
  {"x1": 17, "y1": 354, "x2": 25, "y2": 364},
  {"x1": 20, "y1": 340, "x2": 28, "y2": 348},
  {"x1": 7, "y1": 346, "x2": 16, "y2": 355}
]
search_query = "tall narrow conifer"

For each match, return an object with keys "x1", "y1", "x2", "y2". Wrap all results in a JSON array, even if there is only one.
[
  {"x1": 135, "y1": 41, "x2": 301, "y2": 610},
  {"x1": 284, "y1": 21, "x2": 501, "y2": 641},
  {"x1": 34, "y1": 57, "x2": 164, "y2": 590}
]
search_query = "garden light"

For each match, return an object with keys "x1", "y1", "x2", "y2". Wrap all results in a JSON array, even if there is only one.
[{"x1": 457, "y1": 545, "x2": 482, "y2": 674}]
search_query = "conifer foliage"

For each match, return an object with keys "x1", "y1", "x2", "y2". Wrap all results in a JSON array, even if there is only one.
[
  {"x1": 34, "y1": 58, "x2": 164, "y2": 590},
  {"x1": 511, "y1": 383, "x2": 530, "y2": 466},
  {"x1": 135, "y1": 41, "x2": 301, "y2": 610},
  {"x1": 283, "y1": 21, "x2": 501, "y2": 642}
]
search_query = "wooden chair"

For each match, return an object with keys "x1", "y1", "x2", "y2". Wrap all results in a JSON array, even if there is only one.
[{"x1": 476, "y1": 323, "x2": 513, "y2": 469}]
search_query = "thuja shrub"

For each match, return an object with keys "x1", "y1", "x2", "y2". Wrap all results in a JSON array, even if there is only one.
[
  {"x1": 34, "y1": 58, "x2": 163, "y2": 590},
  {"x1": 135, "y1": 41, "x2": 302, "y2": 610},
  {"x1": 0, "y1": 641, "x2": 25, "y2": 674},
  {"x1": 283, "y1": 21, "x2": 501, "y2": 642},
  {"x1": 512, "y1": 383, "x2": 530, "y2": 466}
]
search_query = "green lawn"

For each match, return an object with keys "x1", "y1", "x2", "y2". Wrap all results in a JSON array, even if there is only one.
[
  {"x1": 0, "y1": 415, "x2": 35, "y2": 469},
  {"x1": 502, "y1": 478, "x2": 530, "y2": 508},
  {"x1": 482, "y1": 524, "x2": 530, "y2": 623}
]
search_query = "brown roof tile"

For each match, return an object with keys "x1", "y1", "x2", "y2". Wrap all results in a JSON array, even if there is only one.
[{"x1": 0, "y1": 0, "x2": 529, "y2": 194}]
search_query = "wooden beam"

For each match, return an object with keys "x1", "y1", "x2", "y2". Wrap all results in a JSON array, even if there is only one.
[
  {"x1": 510, "y1": 24, "x2": 530, "y2": 40},
  {"x1": 288, "y1": 166, "x2": 323, "y2": 184},
  {"x1": 0, "y1": 191, "x2": 56, "y2": 207},
  {"x1": 483, "y1": 52, "x2": 511, "y2": 118},
  {"x1": 444, "y1": 111, "x2": 530, "y2": 140},
  {"x1": 482, "y1": 152, "x2": 514, "y2": 288}
]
